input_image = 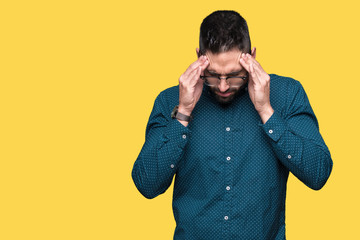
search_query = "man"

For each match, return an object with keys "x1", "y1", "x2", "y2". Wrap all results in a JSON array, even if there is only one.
[{"x1": 132, "y1": 10, "x2": 332, "y2": 239}]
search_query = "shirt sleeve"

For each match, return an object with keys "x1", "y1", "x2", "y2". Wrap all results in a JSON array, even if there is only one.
[
  {"x1": 261, "y1": 80, "x2": 333, "y2": 190},
  {"x1": 131, "y1": 92, "x2": 190, "y2": 199}
]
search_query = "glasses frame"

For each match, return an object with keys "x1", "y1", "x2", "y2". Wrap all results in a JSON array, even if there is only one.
[{"x1": 200, "y1": 73, "x2": 249, "y2": 87}]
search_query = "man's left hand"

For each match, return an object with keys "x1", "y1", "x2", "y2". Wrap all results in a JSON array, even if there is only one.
[{"x1": 240, "y1": 47, "x2": 274, "y2": 123}]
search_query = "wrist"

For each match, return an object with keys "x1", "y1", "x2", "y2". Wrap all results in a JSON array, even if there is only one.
[
  {"x1": 171, "y1": 106, "x2": 193, "y2": 126},
  {"x1": 258, "y1": 105, "x2": 274, "y2": 124},
  {"x1": 178, "y1": 105, "x2": 193, "y2": 116}
]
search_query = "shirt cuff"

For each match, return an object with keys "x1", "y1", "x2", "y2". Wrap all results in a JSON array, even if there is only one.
[
  {"x1": 259, "y1": 111, "x2": 287, "y2": 142},
  {"x1": 164, "y1": 118, "x2": 190, "y2": 149}
]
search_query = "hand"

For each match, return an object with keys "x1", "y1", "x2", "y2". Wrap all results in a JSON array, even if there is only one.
[
  {"x1": 239, "y1": 47, "x2": 274, "y2": 123},
  {"x1": 178, "y1": 53, "x2": 209, "y2": 116}
]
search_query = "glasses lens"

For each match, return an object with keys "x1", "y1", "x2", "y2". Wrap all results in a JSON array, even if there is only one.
[
  {"x1": 228, "y1": 77, "x2": 246, "y2": 86},
  {"x1": 203, "y1": 75, "x2": 248, "y2": 87},
  {"x1": 204, "y1": 76, "x2": 218, "y2": 86}
]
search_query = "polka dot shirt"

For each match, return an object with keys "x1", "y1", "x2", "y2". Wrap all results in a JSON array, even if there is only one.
[{"x1": 132, "y1": 74, "x2": 333, "y2": 239}]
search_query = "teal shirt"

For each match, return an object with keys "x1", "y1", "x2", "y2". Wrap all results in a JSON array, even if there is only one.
[{"x1": 132, "y1": 74, "x2": 333, "y2": 239}]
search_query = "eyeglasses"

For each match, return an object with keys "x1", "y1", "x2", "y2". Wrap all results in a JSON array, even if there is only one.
[{"x1": 200, "y1": 73, "x2": 249, "y2": 87}]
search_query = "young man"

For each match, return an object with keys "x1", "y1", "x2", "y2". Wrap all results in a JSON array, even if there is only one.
[{"x1": 132, "y1": 10, "x2": 332, "y2": 239}]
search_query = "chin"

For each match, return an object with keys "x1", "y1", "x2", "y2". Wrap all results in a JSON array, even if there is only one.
[
  {"x1": 215, "y1": 94, "x2": 236, "y2": 105},
  {"x1": 208, "y1": 86, "x2": 242, "y2": 105}
]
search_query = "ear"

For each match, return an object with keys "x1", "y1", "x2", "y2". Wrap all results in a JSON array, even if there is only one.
[
  {"x1": 251, "y1": 47, "x2": 256, "y2": 59},
  {"x1": 196, "y1": 48, "x2": 200, "y2": 58}
]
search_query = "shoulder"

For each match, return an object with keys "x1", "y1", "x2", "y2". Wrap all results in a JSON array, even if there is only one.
[
  {"x1": 268, "y1": 74, "x2": 306, "y2": 113},
  {"x1": 151, "y1": 85, "x2": 179, "y2": 116},
  {"x1": 269, "y1": 73, "x2": 306, "y2": 97},
  {"x1": 155, "y1": 85, "x2": 179, "y2": 106},
  {"x1": 269, "y1": 74, "x2": 302, "y2": 90},
  {"x1": 158, "y1": 85, "x2": 179, "y2": 101}
]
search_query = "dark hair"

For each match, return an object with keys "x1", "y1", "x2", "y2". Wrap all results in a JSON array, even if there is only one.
[{"x1": 199, "y1": 10, "x2": 251, "y2": 55}]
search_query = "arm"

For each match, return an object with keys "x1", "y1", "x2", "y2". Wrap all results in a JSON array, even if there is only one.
[
  {"x1": 261, "y1": 81, "x2": 333, "y2": 190},
  {"x1": 131, "y1": 93, "x2": 190, "y2": 199},
  {"x1": 132, "y1": 53, "x2": 209, "y2": 199},
  {"x1": 240, "y1": 49, "x2": 332, "y2": 190}
]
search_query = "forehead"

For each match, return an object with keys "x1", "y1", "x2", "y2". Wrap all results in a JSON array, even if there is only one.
[{"x1": 206, "y1": 49, "x2": 244, "y2": 73}]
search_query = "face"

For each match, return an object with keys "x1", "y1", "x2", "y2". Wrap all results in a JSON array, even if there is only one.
[{"x1": 204, "y1": 49, "x2": 248, "y2": 105}]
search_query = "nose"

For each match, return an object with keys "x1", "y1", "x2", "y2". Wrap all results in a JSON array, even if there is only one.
[{"x1": 218, "y1": 78, "x2": 230, "y2": 93}]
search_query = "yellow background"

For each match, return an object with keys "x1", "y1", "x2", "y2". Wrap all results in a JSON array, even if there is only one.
[{"x1": 1, "y1": 0, "x2": 359, "y2": 239}]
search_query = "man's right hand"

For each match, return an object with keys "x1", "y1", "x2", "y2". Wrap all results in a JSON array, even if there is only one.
[{"x1": 178, "y1": 55, "x2": 209, "y2": 118}]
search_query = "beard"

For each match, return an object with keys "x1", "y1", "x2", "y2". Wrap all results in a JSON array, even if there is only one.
[
  {"x1": 213, "y1": 90, "x2": 237, "y2": 105},
  {"x1": 208, "y1": 83, "x2": 247, "y2": 105}
]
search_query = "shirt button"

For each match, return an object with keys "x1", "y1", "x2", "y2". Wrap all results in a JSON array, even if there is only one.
[
  {"x1": 170, "y1": 164, "x2": 174, "y2": 168},
  {"x1": 226, "y1": 127, "x2": 230, "y2": 132},
  {"x1": 182, "y1": 134, "x2": 186, "y2": 139},
  {"x1": 226, "y1": 186, "x2": 231, "y2": 191},
  {"x1": 269, "y1": 129, "x2": 273, "y2": 134},
  {"x1": 226, "y1": 156, "x2": 231, "y2": 161},
  {"x1": 287, "y1": 155, "x2": 292, "y2": 159},
  {"x1": 224, "y1": 216, "x2": 229, "y2": 220}
]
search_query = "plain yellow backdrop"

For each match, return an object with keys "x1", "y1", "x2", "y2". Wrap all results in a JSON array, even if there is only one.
[{"x1": 1, "y1": 0, "x2": 359, "y2": 239}]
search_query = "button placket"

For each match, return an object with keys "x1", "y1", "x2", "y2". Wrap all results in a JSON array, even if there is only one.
[{"x1": 223, "y1": 112, "x2": 233, "y2": 231}]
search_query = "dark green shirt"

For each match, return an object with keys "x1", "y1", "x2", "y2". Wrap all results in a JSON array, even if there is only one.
[{"x1": 132, "y1": 74, "x2": 333, "y2": 239}]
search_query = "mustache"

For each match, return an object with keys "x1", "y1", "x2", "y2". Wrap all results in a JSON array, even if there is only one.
[{"x1": 214, "y1": 88, "x2": 236, "y2": 94}]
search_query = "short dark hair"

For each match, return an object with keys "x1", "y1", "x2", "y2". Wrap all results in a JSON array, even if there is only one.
[{"x1": 199, "y1": 10, "x2": 251, "y2": 55}]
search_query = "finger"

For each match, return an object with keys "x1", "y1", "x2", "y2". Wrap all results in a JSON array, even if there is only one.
[
  {"x1": 195, "y1": 67, "x2": 205, "y2": 91},
  {"x1": 190, "y1": 56, "x2": 206, "y2": 70},
  {"x1": 245, "y1": 52, "x2": 256, "y2": 64},
  {"x1": 195, "y1": 70, "x2": 204, "y2": 88},
  {"x1": 200, "y1": 59, "x2": 209, "y2": 74},
  {"x1": 193, "y1": 66, "x2": 203, "y2": 86},
  {"x1": 246, "y1": 53, "x2": 262, "y2": 69},
  {"x1": 240, "y1": 53, "x2": 250, "y2": 72},
  {"x1": 248, "y1": 56, "x2": 266, "y2": 79},
  {"x1": 187, "y1": 66, "x2": 202, "y2": 86},
  {"x1": 183, "y1": 56, "x2": 206, "y2": 78},
  {"x1": 253, "y1": 64, "x2": 263, "y2": 84},
  {"x1": 197, "y1": 66, "x2": 202, "y2": 78},
  {"x1": 249, "y1": 61, "x2": 264, "y2": 85},
  {"x1": 252, "y1": 62, "x2": 264, "y2": 77},
  {"x1": 249, "y1": 63, "x2": 261, "y2": 85},
  {"x1": 253, "y1": 65, "x2": 270, "y2": 85}
]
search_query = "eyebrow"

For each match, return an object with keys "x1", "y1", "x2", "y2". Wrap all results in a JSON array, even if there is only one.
[{"x1": 206, "y1": 70, "x2": 243, "y2": 75}]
